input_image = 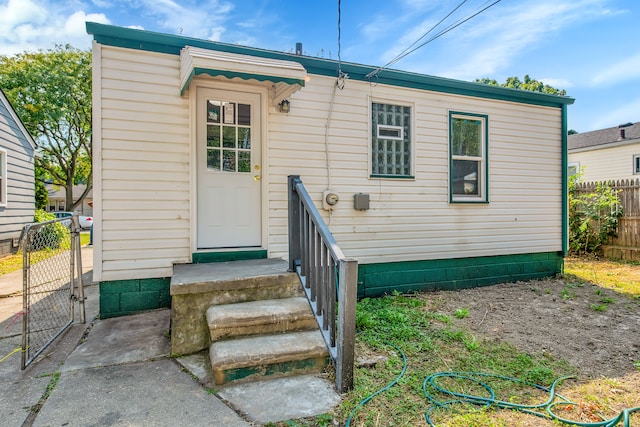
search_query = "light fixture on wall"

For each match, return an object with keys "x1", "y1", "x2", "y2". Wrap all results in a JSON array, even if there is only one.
[{"x1": 278, "y1": 99, "x2": 290, "y2": 113}]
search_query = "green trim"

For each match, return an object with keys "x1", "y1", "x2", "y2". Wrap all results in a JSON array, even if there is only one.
[
  {"x1": 192, "y1": 249, "x2": 267, "y2": 263},
  {"x1": 449, "y1": 111, "x2": 489, "y2": 203},
  {"x1": 180, "y1": 67, "x2": 305, "y2": 95},
  {"x1": 194, "y1": 68, "x2": 305, "y2": 87},
  {"x1": 562, "y1": 104, "x2": 568, "y2": 257},
  {"x1": 357, "y1": 252, "x2": 563, "y2": 298},
  {"x1": 218, "y1": 356, "x2": 330, "y2": 384},
  {"x1": 86, "y1": 22, "x2": 574, "y2": 109},
  {"x1": 99, "y1": 277, "x2": 171, "y2": 318}
]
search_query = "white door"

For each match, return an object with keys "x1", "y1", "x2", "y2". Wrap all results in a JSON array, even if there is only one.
[{"x1": 197, "y1": 88, "x2": 262, "y2": 248}]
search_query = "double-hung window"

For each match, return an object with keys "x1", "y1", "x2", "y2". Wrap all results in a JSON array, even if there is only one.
[
  {"x1": 449, "y1": 112, "x2": 488, "y2": 202},
  {"x1": 371, "y1": 102, "x2": 412, "y2": 178},
  {"x1": 633, "y1": 155, "x2": 640, "y2": 175}
]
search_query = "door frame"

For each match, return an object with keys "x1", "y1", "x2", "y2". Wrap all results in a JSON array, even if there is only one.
[{"x1": 188, "y1": 80, "x2": 270, "y2": 256}]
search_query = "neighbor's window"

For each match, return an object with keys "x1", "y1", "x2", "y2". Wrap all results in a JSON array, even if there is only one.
[
  {"x1": 568, "y1": 161, "x2": 580, "y2": 178},
  {"x1": 371, "y1": 102, "x2": 412, "y2": 178},
  {"x1": 634, "y1": 155, "x2": 640, "y2": 175},
  {"x1": 449, "y1": 112, "x2": 488, "y2": 202},
  {"x1": 0, "y1": 149, "x2": 6, "y2": 206}
]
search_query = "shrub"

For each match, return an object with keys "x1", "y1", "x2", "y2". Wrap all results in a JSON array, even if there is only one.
[
  {"x1": 569, "y1": 175, "x2": 622, "y2": 255},
  {"x1": 30, "y1": 209, "x2": 68, "y2": 250}
]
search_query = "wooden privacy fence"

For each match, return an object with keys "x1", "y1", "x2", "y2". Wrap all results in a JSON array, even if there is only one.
[{"x1": 574, "y1": 179, "x2": 640, "y2": 259}]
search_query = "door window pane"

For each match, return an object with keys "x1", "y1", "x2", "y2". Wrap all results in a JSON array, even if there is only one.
[
  {"x1": 207, "y1": 149, "x2": 220, "y2": 171},
  {"x1": 223, "y1": 150, "x2": 236, "y2": 172},
  {"x1": 223, "y1": 127, "x2": 235, "y2": 148},
  {"x1": 207, "y1": 101, "x2": 220, "y2": 123},
  {"x1": 238, "y1": 151, "x2": 251, "y2": 172},
  {"x1": 238, "y1": 128, "x2": 251, "y2": 149},
  {"x1": 206, "y1": 99, "x2": 252, "y2": 174},
  {"x1": 207, "y1": 125, "x2": 220, "y2": 147},
  {"x1": 238, "y1": 104, "x2": 251, "y2": 126}
]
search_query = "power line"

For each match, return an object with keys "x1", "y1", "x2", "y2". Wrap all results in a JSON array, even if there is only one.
[{"x1": 366, "y1": 0, "x2": 503, "y2": 80}]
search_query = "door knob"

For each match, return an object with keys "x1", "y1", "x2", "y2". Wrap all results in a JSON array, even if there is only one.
[{"x1": 254, "y1": 175, "x2": 261, "y2": 181}]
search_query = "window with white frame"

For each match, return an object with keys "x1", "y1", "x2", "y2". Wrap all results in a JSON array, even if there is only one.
[
  {"x1": 0, "y1": 149, "x2": 6, "y2": 206},
  {"x1": 568, "y1": 161, "x2": 580, "y2": 178},
  {"x1": 633, "y1": 155, "x2": 640, "y2": 175},
  {"x1": 449, "y1": 112, "x2": 488, "y2": 202},
  {"x1": 371, "y1": 102, "x2": 412, "y2": 177}
]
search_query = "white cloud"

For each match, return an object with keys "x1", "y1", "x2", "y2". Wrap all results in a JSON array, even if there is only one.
[
  {"x1": 591, "y1": 52, "x2": 640, "y2": 87},
  {"x1": 136, "y1": 0, "x2": 234, "y2": 40},
  {"x1": 65, "y1": 11, "x2": 110, "y2": 38},
  {"x1": 372, "y1": 0, "x2": 619, "y2": 80},
  {"x1": 539, "y1": 77, "x2": 574, "y2": 89},
  {"x1": 0, "y1": 0, "x2": 111, "y2": 55},
  {"x1": 0, "y1": 0, "x2": 47, "y2": 27}
]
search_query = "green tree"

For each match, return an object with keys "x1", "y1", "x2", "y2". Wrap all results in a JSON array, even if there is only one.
[
  {"x1": 569, "y1": 173, "x2": 622, "y2": 255},
  {"x1": 475, "y1": 74, "x2": 567, "y2": 96},
  {"x1": 34, "y1": 164, "x2": 48, "y2": 210},
  {"x1": 0, "y1": 45, "x2": 92, "y2": 212}
]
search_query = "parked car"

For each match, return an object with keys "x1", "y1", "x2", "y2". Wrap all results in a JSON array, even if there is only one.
[{"x1": 53, "y1": 212, "x2": 93, "y2": 229}]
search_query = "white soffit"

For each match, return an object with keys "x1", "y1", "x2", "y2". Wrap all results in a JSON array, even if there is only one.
[{"x1": 180, "y1": 46, "x2": 307, "y2": 105}]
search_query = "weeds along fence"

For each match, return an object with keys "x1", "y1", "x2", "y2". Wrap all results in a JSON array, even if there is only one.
[
  {"x1": 574, "y1": 179, "x2": 640, "y2": 258},
  {"x1": 20, "y1": 215, "x2": 85, "y2": 369}
]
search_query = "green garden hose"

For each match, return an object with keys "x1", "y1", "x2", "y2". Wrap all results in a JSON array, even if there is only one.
[
  {"x1": 343, "y1": 342, "x2": 639, "y2": 426},
  {"x1": 345, "y1": 342, "x2": 408, "y2": 427},
  {"x1": 423, "y1": 371, "x2": 640, "y2": 427}
]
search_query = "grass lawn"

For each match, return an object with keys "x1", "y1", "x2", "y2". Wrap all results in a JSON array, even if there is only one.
[
  {"x1": 266, "y1": 256, "x2": 640, "y2": 427},
  {"x1": 0, "y1": 232, "x2": 91, "y2": 277}
]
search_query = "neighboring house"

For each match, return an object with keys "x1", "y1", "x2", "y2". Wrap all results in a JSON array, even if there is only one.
[
  {"x1": 87, "y1": 23, "x2": 574, "y2": 317},
  {"x1": 45, "y1": 183, "x2": 93, "y2": 216},
  {"x1": 568, "y1": 122, "x2": 640, "y2": 181},
  {"x1": 0, "y1": 89, "x2": 36, "y2": 257}
]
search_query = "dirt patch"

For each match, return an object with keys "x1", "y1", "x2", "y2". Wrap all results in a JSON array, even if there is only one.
[{"x1": 429, "y1": 277, "x2": 640, "y2": 379}]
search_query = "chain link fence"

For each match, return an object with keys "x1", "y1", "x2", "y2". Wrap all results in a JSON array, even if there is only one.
[{"x1": 21, "y1": 214, "x2": 85, "y2": 369}]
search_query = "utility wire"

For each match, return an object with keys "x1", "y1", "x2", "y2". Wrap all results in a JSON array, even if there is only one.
[
  {"x1": 367, "y1": 0, "x2": 502, "y2": 80},
  {"x1": 382, "y1": 0, "x2": 470, "y2": 71},
  {"x1": 337, "y1": 0, "x2": 347, "y2": 87}
]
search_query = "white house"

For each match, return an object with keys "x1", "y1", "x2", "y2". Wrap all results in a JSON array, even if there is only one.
[
  {"x1": 87, "y1": 23, "x2": 574, "y2": 318},
  {"x1": 0, "y1": 89, "x2": 36, "y2": 257},
  {"x1": 568, "y1": 122, "x2": 640, "y2": 182},
  {"x1": 45, "y1": 183, "x2": 93, "y2": 216}
]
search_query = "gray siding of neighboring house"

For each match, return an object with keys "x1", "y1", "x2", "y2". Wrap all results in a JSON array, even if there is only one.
[{"x1": 0, "y1": 92, "x2": 36, "y2": 256}]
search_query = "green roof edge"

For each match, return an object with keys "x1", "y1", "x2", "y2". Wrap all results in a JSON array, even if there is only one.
[{"x1": 86, "y1": 22, "x2": 575, "y2": 109}]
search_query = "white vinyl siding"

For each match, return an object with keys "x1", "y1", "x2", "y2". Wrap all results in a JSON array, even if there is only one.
[
  {"x1": 94, "y1": 45, "x2": 564, "y2": 281},
  {"x1": 569, "y1": 141, "x2": 640, "y2": 182},
  {"x1": 95, "y1": 45, "x2": 190, "y2": 281},
  {"x1": 0, "y1": 149, "x2": 6, "y2": 206},
  {"x1": 267, "y1": 75, "x2": 563, "y2": 264},
  {"x1": 0, "y1": 93, "x2": 36, "y2": 253}
]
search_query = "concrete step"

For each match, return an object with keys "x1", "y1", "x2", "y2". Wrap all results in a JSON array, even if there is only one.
[
  {"x1": 170, "y1": 258, "x2": 305, "y2": 355},
  {"x1": 209, "y1": 330, "x2": 330, "y2": 385},
  {"x1": 206, "y1": 297, "x2": 318, "y2": 342}
]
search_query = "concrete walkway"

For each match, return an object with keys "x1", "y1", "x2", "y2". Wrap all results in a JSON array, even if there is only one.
[{"x1": 0, "y1": 245, "x2": 341, "y2": 426}]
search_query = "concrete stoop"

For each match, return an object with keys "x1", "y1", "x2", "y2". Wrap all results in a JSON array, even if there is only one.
[{"x1": 171, "y1": 259, "x2": 332, "y2": 387}]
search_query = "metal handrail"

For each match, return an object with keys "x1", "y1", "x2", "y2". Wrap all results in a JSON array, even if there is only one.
[{"x1": 288, "y1": 175, "x2": 357, "y2": 393}]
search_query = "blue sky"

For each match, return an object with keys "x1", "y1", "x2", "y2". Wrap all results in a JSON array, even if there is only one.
[{"x1": 1, "y1": 0, "x2": 638, "y2": 133}]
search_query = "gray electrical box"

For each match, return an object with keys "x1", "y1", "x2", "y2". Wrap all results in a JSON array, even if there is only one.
[{"x1": 354, "y1": 193, "x2": 370, "y2": 210}]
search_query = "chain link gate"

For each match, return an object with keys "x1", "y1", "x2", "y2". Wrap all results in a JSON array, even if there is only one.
[{"x1": 20, "y1": 214, "x2": 86, "y2": 369}]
